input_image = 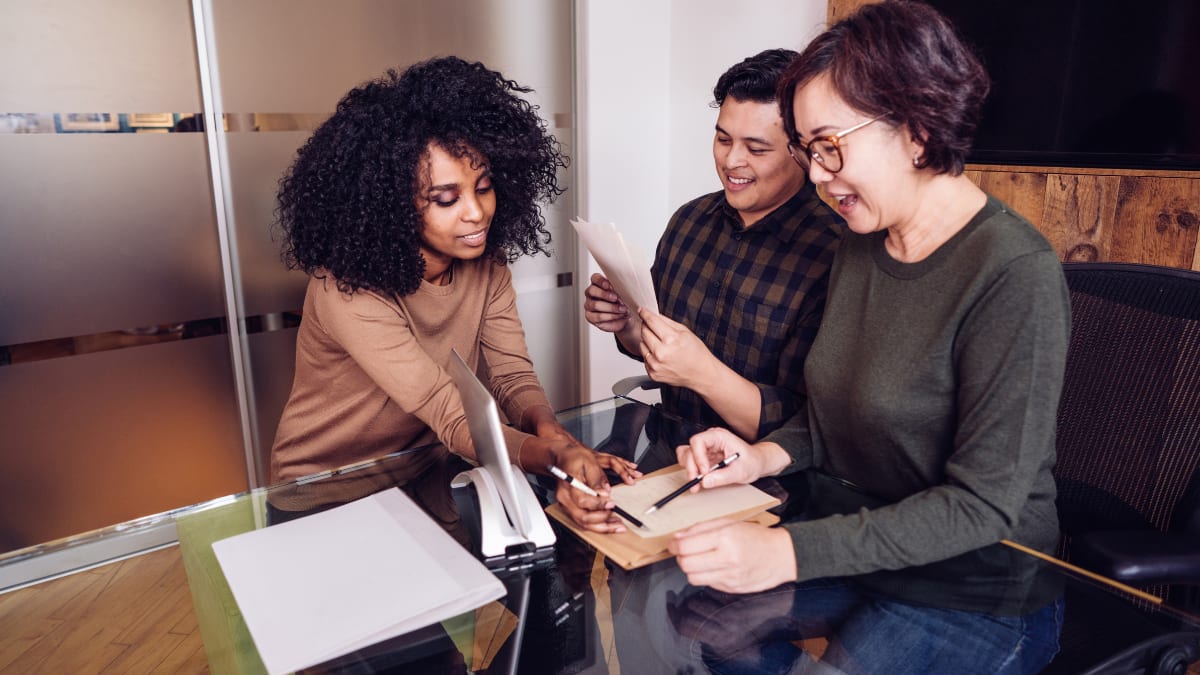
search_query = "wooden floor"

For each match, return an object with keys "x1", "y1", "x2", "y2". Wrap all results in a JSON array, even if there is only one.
[{"x1": 0, "y1": 545, "x2": 208, "y2": 674}]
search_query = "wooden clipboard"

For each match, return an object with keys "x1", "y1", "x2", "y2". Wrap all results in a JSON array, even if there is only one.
[{"x1": 545, "y1": 466, "x2": 781, "y2": 571}]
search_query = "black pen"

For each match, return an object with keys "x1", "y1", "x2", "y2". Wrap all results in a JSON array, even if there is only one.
[
  {"x1": 548, "y1": 465, "x2": 646, "y2": 529},
  {"x1": 644, "y1": 453, "x2": 741, "y2": 514}
]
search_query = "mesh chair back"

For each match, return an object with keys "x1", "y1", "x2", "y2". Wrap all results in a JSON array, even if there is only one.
[{"x1": 1054, "y1": 263, "x2": 1200, "y2": 540}]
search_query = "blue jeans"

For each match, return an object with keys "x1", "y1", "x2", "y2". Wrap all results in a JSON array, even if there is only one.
[{"x1": 667, "y1": 577, "x2": 1064, "y2": 675}]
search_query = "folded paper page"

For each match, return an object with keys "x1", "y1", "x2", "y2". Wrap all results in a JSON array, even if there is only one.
[
  {"x1": 212, "y1": 488, "x2": 505, "y2": 675},
  {"x1": 571, "y1": 218, "x2": 659, "y2": 322}
]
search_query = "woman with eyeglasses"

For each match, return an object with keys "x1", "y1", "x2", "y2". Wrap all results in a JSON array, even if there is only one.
[{"x1": 667, "y1": 2, "x2": 1070, "y2": 672}]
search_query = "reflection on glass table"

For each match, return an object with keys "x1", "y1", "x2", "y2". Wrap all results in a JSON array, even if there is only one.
[{"x1": 175, "y1": 396, "x2": 1199, "y2": 674}]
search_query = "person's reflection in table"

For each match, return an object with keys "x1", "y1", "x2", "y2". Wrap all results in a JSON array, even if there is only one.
[
  {"x1": 615, "y1": 566, "x2": 1027, "y2": 675},
  {"x1": 594, "y1": 402, "x2": 817, "y2": 673},
  {"x1": 666, "y1": 581, "x2": 842, "y2": 675},
  {"x1": 667, "y1": 576, "x2": 1068, "y2": 675},
  {"x1": 604, "y1": 560, "x2": 833, "y2": 674},
  {"x1": 606, "y1": 520, "x2": 1060, "y2": 675},
  {"x1": 604, "y1": 559, "x2": 705, "y2": 673},
  {"x1": 265, "y1": 444, "x2": 471, "y2": 550}
]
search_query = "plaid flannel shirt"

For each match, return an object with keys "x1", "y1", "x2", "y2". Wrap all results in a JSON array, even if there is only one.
[{"x1": 631, "y1": 181, "x2": 844, "y2": 438}]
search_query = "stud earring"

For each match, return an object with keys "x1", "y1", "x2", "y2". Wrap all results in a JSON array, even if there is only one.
[{"x1": 912, "y1": 156, "x2": 921, "y2": 167}]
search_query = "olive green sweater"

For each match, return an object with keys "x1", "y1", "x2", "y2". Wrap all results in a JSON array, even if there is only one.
[{"x1": 765, "y1": 196, "x2": 1070, "y2": 615}]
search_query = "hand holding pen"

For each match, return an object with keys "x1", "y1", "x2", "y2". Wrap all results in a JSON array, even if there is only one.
[
  {"x1": 549, "y1": 465, "x2": 646, "y2": 529},
  {"x1": 645, "y1": 453, "x2": 741, "y2": 514}
]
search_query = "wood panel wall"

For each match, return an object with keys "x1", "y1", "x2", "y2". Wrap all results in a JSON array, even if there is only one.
[
  {"x1": 824, "y1": 0, "x2": 1200, "y2": 272},
  {"x1": 964, "y1": 167, "x2": 1200, "y2": 270}
]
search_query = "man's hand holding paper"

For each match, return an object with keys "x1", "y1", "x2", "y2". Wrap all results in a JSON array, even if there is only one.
[
  {"x1": 572, "y1": 217, "x2": 659, "y2": 335},
  {"x1": 637, "y1": 309, "x2": 720, "y2": 392},
  {"x1": 583, "y1": 273, "x2": 634, "y2": 334}
]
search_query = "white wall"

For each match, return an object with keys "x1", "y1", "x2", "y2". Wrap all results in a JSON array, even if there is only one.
[{"x1": 575, "y1": 0, "x2": 829, "y2": 402}]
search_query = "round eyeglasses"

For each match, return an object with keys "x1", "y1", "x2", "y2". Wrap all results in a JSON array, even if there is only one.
[{"x1": 787, "y1": 114, "x2": 888, "y2": 174}]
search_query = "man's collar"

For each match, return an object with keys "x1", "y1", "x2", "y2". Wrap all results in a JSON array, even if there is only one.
[{"x1": 715, "y1": 181, "x2": 821, "y2": 244}]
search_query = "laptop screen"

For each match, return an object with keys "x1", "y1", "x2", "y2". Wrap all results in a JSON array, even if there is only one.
[{"x1": 447, "y1": 349, "x2": 534, "y2": 538}]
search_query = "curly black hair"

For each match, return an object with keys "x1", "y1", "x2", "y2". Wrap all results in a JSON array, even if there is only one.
[{"x1": 275, "y1": 56, "x2": 568, "y2": 296}]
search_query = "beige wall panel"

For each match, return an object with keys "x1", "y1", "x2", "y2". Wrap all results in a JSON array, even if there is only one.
[
  {"x1": 211, "y1": 0, "x2": 570, "y2": 115},
  {"x1": 0, "y1": 134, "x2": 224, "y2": 345},
  {"x1": 0, "y1": 337, "x2": 246, "y2": 552},
  {"x1": 226, "y1": 132, "x2": 312, "y2": 318},
  {"x1": 0, "y1": 0, "x2": 201, "y2": 111}
]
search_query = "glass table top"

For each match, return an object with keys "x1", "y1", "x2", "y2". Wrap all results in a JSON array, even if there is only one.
[{"x1": 167, "y1": 396, "x2": 1199, "y2": 674}]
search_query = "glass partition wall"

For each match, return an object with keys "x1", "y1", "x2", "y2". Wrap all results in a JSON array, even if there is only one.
[{"x1": 0, "y1": 0, "x2": 578, "y2": 589}]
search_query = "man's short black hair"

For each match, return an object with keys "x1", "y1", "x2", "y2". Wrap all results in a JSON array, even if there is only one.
[{"x1": 711, "y1": 48, "x2": 800, "y2": 107}]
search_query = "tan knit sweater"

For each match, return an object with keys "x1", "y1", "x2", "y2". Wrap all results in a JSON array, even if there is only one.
[{"x1": 270, "y1": 259, "x2": 551, "y2": 484}]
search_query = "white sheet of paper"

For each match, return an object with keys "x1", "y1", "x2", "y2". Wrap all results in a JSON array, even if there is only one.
[
  {"x1": 571, "y1": 217, "x2": 659, "y2": 320},
  {"x1": 611, "y1": 468, "x2": 777, "y2": 537},
  {"x1": 212, "y1": 488, "x2": 505, "y2": 675}
]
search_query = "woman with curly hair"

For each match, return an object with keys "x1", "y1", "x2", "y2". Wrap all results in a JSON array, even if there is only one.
[{"x1": 270, "y1": 57, "x2": 639, "y2": 530}]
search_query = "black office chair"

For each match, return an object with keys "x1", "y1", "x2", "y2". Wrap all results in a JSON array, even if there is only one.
[
  {"x1": 611, "y1": 375, "x2": 661, "y2": 398},
  {"x1": 1045, "y1": 262, "x2": 1200, "y2": 675}
]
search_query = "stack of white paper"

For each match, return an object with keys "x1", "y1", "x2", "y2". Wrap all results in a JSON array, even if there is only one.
[
  {"x1": 571, "y1": 217, "x2": 659, "y2": 322},
  {"x1": 212, "y1": 488, "x2": 506, "y2": 675}
]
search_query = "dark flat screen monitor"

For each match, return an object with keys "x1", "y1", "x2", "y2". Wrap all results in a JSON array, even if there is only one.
[{"x1": 925, "y1": 0, "x2": 1200, "y2": 170}]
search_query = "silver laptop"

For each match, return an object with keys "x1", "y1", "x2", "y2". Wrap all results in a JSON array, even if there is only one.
[{"x1": 447, "y1": 349, "x2": 534, "y2": 539}]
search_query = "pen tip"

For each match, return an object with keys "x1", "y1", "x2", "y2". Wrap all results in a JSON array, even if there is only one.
[{"x1": 643, "y1": 506, "x2": 657, "y2": 515}]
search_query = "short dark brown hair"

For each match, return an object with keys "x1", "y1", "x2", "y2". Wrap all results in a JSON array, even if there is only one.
[
  {"x1": 779, "y1": 0, "x2": 989, "y2": 175},
  {"x1": 712, "y1": 48, "x2": 799, "y2": 107}
]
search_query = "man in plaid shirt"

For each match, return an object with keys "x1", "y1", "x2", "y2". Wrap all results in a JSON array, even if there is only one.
[{"x1": 584, "y1": 49, "x2": 844, "y2": 442}]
